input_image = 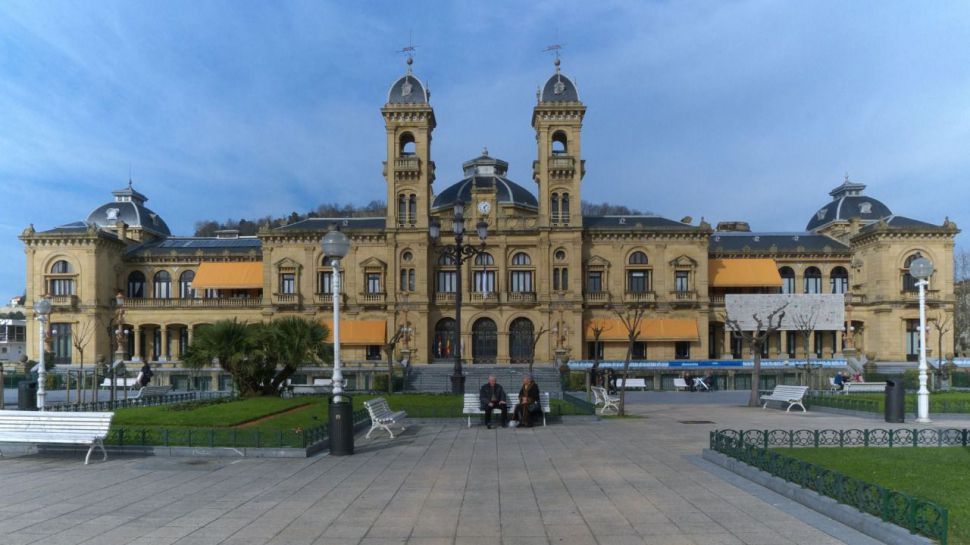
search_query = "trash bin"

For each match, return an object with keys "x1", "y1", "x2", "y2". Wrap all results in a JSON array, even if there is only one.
[
  {"x1": 884, "y1": 380, "x2": 905, "y2": 423},
  {"x1": 328, "y1": 394, "x2": 354, "y2": 456},
  {"x1": 18, "y1": 381, "x2": 38, "y2": 411}
]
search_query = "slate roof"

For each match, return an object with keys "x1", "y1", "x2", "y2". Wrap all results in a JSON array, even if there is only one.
[
  {"x1": 126, "y1": 237, "x2": 262, "y2": 256},
  {"x1": 431, "y1": 154, "x2": 538, "y2": 210},
  {"x1": 856, "y1": 215, "x2": 944, "y2": 234},
  {"x1": 540, "y1": 69, "x2": 580, "y2": 102},
  {"x1": 274, "y1": 217, "x2": 387, "y2": 232},
  {"x1": 582, "y1": 215, "x2": 701, "y2": 231},
  {"x1": 709, "y1": 232, "x2": 850, "y2": 254},
  {"x1": 38, "y1": 221, "x2": 120, "y2": 240},
  {"x1": 387, "y1": 73, "x2": 429, "y2": 105}
]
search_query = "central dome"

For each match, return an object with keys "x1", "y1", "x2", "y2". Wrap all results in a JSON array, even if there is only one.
[
  {"x1": 806, "y1": 178, "x2": 892, "y2": 231},
  {"x1": 431, "y1": 152, "x2": 538, "y2": 211},
  {"x1": 85, "y1": 182, "x2": 171, "y2": 236}
]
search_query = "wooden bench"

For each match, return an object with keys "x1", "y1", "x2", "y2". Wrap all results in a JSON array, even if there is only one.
[
  {"x1": 363, "y1": 398, "x2": 407, "y2": 439},
  {"x1": 843, "y1": 382, "x2": 886, "y2": 394},
  {"x1": 591, "y1": 386, "x2": 620, "y2": 414},
  {"x1": 760, "y1": 385, "x2": 809, "y2": 413},
  {"x1": 616, "y1": 378, "x2": 647, "y2": 391},
  {"x1": 130, "y1": 385, "x2": 172, "y2": 400},
  {"x1": 100, "y1": 378, "x2": 139, "y2": 389},
  {"x1": 0, "y1": 410, "x2": 114, "y2": 464},
  {"x1": 673, "y1": 378, "x2": 689, "y2": 391},
  {"x1": 462, "y1": 393, "x2": 550, "y2": 427}
]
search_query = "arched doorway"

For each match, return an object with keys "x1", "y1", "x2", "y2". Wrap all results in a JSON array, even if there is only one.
[
  {"x1": 509, "y1": 318, "x2": 535, "y2": 363},
  {"x1": 433, "y1": 318, "x2": 456, "y2": 361},
  {"x1": 472, "y1": 318, "x2": 497, "y2": 363}
]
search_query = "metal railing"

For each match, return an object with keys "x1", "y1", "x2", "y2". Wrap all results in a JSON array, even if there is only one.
[
  {"x1": 506, "y1": 292, "x2": 537, "y2": 304},
  {"x1": 710, "y1": 429, "x2": 949, "y2": 543},
  {"x1": 123, "y1": 297, "x2": 262, "y2": 309}
]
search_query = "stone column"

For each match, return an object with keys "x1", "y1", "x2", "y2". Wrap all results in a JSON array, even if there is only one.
[
  {"x1": 723, "y1": 328, "x2": 733, "y2": 359},
  {"x1": 133, "y1": 326, "x2": 142, "y2": 362},
  {"x1": 162, "y1": 326, "x2": 171, "y2": 362},
  {"x1": 780, "y1": 331, "x2": 788, "y2": 358}
]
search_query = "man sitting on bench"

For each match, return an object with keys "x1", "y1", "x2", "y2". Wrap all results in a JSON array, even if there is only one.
[{"x1": 479, "y1": 375, "x2": 508, "y2": 429}]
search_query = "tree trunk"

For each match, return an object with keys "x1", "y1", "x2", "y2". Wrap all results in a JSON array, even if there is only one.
[
  {"x1": 385, "y1": 347, "x2": 394, "y2": 394},
  {"x1": 619, "y1": 341, "x2": 633, "y2": 416},
  {"x1": 749, "y1": 343, "x2": 762, "y2": 407}
]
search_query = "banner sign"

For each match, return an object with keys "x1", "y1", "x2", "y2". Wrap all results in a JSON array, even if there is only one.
[{"x1": 568, "y1": 359, "x2": 847, "y2": 369}]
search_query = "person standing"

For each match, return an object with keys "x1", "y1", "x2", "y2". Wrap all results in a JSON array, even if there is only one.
[
  {"x1": 479, "y1": 375, "x2": 508, "y2": 429},
  {"x1": 137, "y1": 362, "x2": 153, "y2": 387}
]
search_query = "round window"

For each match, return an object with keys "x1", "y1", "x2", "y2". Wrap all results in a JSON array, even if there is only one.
[
  {"x1": 554, "y1": 249, "x2": 566, "y2": 261},
  {"x1": 402, "y1": 251, "x2": 413, "y2": 262}
]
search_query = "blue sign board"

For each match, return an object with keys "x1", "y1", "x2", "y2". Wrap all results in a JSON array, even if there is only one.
[{"x1": 568, "y1": 359, "x2": 847, "y2": 370}]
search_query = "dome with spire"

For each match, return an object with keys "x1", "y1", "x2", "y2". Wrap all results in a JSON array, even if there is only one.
[
  {"x1": 85, "y1": 181, "x2": 171, "y2": 236},
  {"x1": 431, "y1": 151, "x2": 538, "y2": 211},
  {"x1": 387, "y1": 57, "x2": 429, "y2": 105},
  {"x1": 805, "y1": 176, "x2": 892, "y2": 231},
  {"x1": 539, "y1": 58, "x2": 580, "y2": 102}
]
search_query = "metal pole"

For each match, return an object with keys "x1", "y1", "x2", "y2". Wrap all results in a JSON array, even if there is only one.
[
  {"x1": 917, "y1": 279, "x2": 931, "y2": 423},
  {"x1": 37, "y1": 316, "x2": 47, "y2": 410},
  {"x1": 332, "y1": 259, "x2": 344, "y2": 397},
  {"x1": 452, "y1": 239, "x2": 465, "y2": 394}
]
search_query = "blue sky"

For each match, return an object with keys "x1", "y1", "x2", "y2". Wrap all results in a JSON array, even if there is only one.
[{"x1": 2, "y1": 1, "x2": 969, "y2": 296}]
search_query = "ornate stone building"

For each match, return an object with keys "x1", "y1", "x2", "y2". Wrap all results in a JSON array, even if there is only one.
[{"x1": 19, "y1": 59, "x2": 959, "y2": 376}]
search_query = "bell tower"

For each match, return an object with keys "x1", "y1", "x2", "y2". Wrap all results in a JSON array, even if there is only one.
[
  {"x1": 532, "y1": 56, "x2": 585, "y2": 228},
  {"x1": 382, "y1": 56, "x2": 436, "y2": 230}
]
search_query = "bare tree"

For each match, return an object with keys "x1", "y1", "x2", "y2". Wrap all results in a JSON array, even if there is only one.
[
  {"x1": 382, "y1": 326, "x2": 407, "y2": 394},
  {"x1": 528, "y1": 325, "x2": 550, "y2": 376},
  {"x1": 791, "y1": 305, "x2": 819, "y2": 386},
  {"x1": 71, "y1": 320, "x2": 96, "y2": 403},
  {"x1": 931, "y1": 310, "x2": 952, "y2": 370},
  {"x1": 954, "y1": 249, "x2": 970, "y2": 356},
  {"x1": 587, "y1": 318, "x2": 611, "y2": 395},
  {"x1": 607, "y1": 302, "x2": 648, "y2": 416},
  {"x1": 724, "y1": 304, "x2": 788, "y2": 407}
]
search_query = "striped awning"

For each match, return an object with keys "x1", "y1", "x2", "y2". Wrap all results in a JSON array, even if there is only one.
[
  {"x1": 585, "y1": 318, "x2": 700, "y2": 342},
  {"x1": 191, "y1": 262, "x2": 264, "y2": 289},
  {"x1": 709, "y1": 258, "x2": 783, "y2": 288}
]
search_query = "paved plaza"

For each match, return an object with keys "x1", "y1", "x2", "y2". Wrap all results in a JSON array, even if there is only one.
[{"x1": 0, "y1": 393, "x2": 954, "y2": 545}]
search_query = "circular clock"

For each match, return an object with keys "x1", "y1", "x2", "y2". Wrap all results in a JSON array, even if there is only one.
[{"x1": 477, "y1": 201, "x2": 491, "y2": 214}]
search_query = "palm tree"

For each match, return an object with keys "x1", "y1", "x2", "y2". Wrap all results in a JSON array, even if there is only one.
[
  {"x1": 182, "y1": 319, "x2": 254, "y2": 394},
  {"x1": 249, "y1": 317, "x2": 330, "y2": 395}
]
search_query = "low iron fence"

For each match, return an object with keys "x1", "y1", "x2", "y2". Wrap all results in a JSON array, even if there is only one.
[
  {"x1": 46, "y1": 391, "x2": 234, "y2": 412},
  {"x1": 710, "y1": 429, "x2": 949, "y2": 544}
]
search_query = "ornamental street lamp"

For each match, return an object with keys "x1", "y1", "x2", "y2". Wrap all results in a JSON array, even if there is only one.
[
  {"x1": 430, "y1": 200, "x2": 489, "y2": 394},
  {"x1": 321, "y1": 226, "x2": 351, "y2": 400},
  {"x1": 33, "y1": 297, "x2": 52, "y2": 410},
  {"x1": 909, "y1": 254, "x2": 934, "y2": 423}
]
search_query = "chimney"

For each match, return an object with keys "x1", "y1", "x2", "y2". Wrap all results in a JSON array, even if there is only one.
[
  {"x1": 115, "y1": 220, "x2": 128, "y2": 240},
  {"x1": 215, "y1": 229, "x2": 240, "y2": 239}
]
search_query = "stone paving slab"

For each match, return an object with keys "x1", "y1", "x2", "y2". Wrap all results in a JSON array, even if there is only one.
[{"x1": 0, "y1": 398, "x2": 956, "y2": 544}]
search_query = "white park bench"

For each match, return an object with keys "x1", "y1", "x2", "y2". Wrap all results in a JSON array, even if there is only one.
[
  {"x1": 591, "y1": 386, "x2": 620, "y2": 414},
  {"x1": 760, "y1": 385, "x2": 810, "y2": 413},
  {"x1": 0, "y1": 410, "x2": 114, "y2": 464},
  {"x1": 843, "y1": 382, "x2": 886, "y2": 394},
  {"x1": 462, "y1": 393, "x2": 550, "y2": 427},
  {"x1": 673, "y1": 378, "x2": 689, "y2": 391},
  {"x1": 130, "y1": 385, "x2": 172, "y2": 400},
  {"x1": 100, "y1": 378, "x2": 139, "y2": 389},
  {"x1": 363, "y1": 398, "x2": 408, "y2": 439},
  {"x1": 616, "y1": 378, "x2": 647, "y2": 391}
]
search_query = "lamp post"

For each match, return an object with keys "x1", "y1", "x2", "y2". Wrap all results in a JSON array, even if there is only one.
[
  {"x1": 33, "y1": 297, "x2": 52, "y2": 410},
  {"x1": 429, "y1": 200, "x2": 489, "y2": 394},
  {"x1": 909, "y1": 254, "x2": 934, "y2": 423},
  {"x1": 321, "y1": 226, "x2": 351, "y2": 399}
]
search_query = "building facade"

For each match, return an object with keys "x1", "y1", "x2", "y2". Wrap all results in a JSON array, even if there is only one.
[{"x1": 19, "y1": 60, "x2": 959, "y2": 372}]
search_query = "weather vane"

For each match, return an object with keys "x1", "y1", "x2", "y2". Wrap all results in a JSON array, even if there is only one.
[{"x1": 398, "y1": 31, "x2": 417, "y2": 72}]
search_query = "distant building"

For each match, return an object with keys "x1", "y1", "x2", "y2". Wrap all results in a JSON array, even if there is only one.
[
  {"x1": 0, "y1": 297, "x2": 26, "y2": 365},
  {"x1": 17, "y1": 58, "x2": 960, "y2": 374}
]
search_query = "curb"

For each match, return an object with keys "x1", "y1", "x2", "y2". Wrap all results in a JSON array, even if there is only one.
[{"x1": 701, "y1": 449, "x2": 935, "y2": 545}]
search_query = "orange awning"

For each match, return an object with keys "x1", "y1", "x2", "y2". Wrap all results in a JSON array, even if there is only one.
[
  {"x1": 709, "y1": 258, "x2": 783, "y2": 288},
  {"x1": 324, "y1": 320, "x2": 386, "y2": 345},
  {"x1": 584, "y1": 318, "x2": 699, "y2": 342},
  {"x1": 192, "y1": 262, "x2": 264, "y2": 289}
]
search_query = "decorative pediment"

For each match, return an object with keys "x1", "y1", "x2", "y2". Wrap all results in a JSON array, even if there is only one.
[
  {"x1": 668, "y1": 255, "x2": 698, "y2": 268},
  {"x1": 274, "y1": 257, "x2": 302, "y2": 271},
  {"x1": 359, "y1": 256, "x2": 387, "y2": 269},
  {"x1": 584, "y1": 255, "x2": 611, "y2": 268}
]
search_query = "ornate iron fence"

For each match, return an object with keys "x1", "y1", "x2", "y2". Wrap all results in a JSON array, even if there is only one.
[{"x1": 710, "y1": 429, "x2": 949, "y2": 543}]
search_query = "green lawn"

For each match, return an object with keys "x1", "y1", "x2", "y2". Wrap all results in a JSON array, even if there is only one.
[
  {"x1": 776, "y1": 447, "x2": 970, "y2": 544},
  {"x1": 810, "y1": 391, "x2": 970, "y2": 413}
]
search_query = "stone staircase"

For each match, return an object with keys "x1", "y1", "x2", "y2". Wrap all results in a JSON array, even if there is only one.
[{"x1": 405, "y1": 364, "x2": 563, "y2": 398}]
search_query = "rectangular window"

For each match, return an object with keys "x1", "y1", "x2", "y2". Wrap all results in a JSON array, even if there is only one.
[
  {"x1": 400, "y1": 269, "x2": 416, "y2": 292},
  {"x1": 366, "y1": 345, "x2": 382, "y2": 360},
  {"x1": 408, "y1": 269, "x2": 415, "y2": 291},
  {"x1": 279, "y1": 273, "x2": 295, "y2": 294},
  {"x1": 366, "y1": 273, "x2": 382, "y2": 294},
  {"x1": 675, "y1": 341, "x2": 691, "y2": 360},
  {"x1": 553, "y1": 267, "x2": 569, "y2": 291},
  {"x1": 632, "y1": 342, "x2": 646, "y2": 360},
  {"x1": 675, "y1": 271, "x2": 690, "y2": 292},
  {"x1": 15, "y1": 326, "x2": 25, "y2": 342},
  {"x1": 906, "y1": 320, "x2": 920, "y2": 362},
  {"x1": 204, "y1": 288, "x2": 220, "y2": 299},
  {"x1": 153, "y1": 328, "x2": 161, "y2": 360},
  {"x1": 398, "y1": 195, "x2": 407, "y2": 226},
  {"x1": 51, "y1": 322, "x2": 72, "y2": 364},
  {"x1": 0, "y1": 327, "x2": 7, "y2": 342},
  {"x1": 318, "y1": 271, "x2": 333, "y2": 294},
  {"x1": 785, "y1": 331, "x2": 797, "y2": 357},
  {"x1": 804, "y1": 277, "x2": 821, "y2": 294},
  {"x1": 179, "y1": 280, "x2": 194, "y2": 299},
  {"x1": 49, "y1": 278, "x2": 76, "y2": 296},
  {"x1": 510, "y1": 271, "x2": 533, "y2": 292},
  {"x1": 154, "y1": 280, "x2": 171, "y2": 299},
  {"x1": 813, "y1": 331, "x2": 826, "y2": 358},
  {"x1": 436, "y1": 271, "x2": 457, "y2": 293},
  {"x1": 782, "y1": 276, "x2": 796, "y2": 294},
  {"x1": 473, "y1": 270, "x2": 496, "y2": 293},
  {"x1": 586, "y1": 341, "x2": 605, "y2": 360},
  {"x1": 831, "y1": 277, "x2": 847, "y2": 294},
  {"x1": 627, "y1": 270, "x2": 650, "y2": 293},
  {"x1": 586, "y1": 271, "x2": 602, "y2": 293},
  {"x1": 408, "y1": 195, "x2": 417, "y2": 226}
]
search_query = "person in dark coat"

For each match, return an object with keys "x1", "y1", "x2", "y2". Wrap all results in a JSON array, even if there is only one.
[
  {"x1": 479, "y1": 375, "x2": 508, "y2": 429},
  {"x1": 137, "y1": 362, "x2": 153, "y2": 387},
  {"x1": 512, "y1": 374, "x2": 542, "y2": 428}
]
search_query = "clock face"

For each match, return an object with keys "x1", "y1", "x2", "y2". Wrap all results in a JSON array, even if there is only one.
[{"x1": 477, "y1": 201, "x2": 491, "y2": 214}]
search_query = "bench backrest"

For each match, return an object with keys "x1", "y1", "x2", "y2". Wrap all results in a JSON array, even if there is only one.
[
  {"x1": 617, "y1": 378, "x2": 646, "y2": 388},
  {"x1": 843, "y1": 382, "x2": 885, "y2": 392},
  {"x1": 140, "y1": 385, "x2": 172, "y2": 397},
  {"x1": 313, "y1": 378, "x2": 334, "y2": 386},
  {"x1": 768, "y1": 385, "x2": 809, "y2": 399},
  {"x1": 673, "y1": 378, "x2": 688, "y2": 388},
  {"x1": 465, "y1": 392, "x2": 550, "y2": 412},
  {"x1": 591, "y1": 386, "x2": 607, "y2": 403},
  {"x1": 0, "y1": 411, "x2": 113, "y2": 436},
  {"x1": 364, "y1": 398, "x2": 394, "y2": 418}
]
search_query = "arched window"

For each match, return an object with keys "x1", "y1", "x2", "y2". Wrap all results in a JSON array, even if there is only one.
[
  {"x1": 779, "y1": 267, "x2": 795, "y2": 294},
  {"x1": 902, "y1": 254, "x2": 924, "y2": 292},
  {"x1": 318, "y1": 257, "x2": 334, "y2": 294},
  {"x1": 153, "y1": 271, "x2": 172, "y2": 299},
  {"x1": 474, "y1": 253, "x2": 494, "y2": 266},
  {"x1": 803, "y1": 267, "x2": 822, "y2": 294},
  {"x1": 399, "y1": 132, "x2": 416, "y2": 156},
  {"x1": 50, "y1": 260, "x2": 72, "y2": 274},
  {"x1": 830, "y1": 266, "x2": 849, "y2": 294},
  {"x1": 551, "y1": 131, "x2": 568, "y2": 155},
  {"x1": 629, "y1": 251, "x2": 649, "y2": 265},
  {"x1": 627, "y1": 251, "x2": 651, "y2": 293},
  {"x1": 474, "y1": 252, "x2": 495, "y2": 293},
  {"x1": 511, "y1": 252, "x2": 531, "y2": 266},
  {"x1": 438, "y1": 254, "x2": 456, "y2": 266},
  {"x1": 179, "y1": 270, "x2": 196, "y2": 298},
  {"x1": 509, "y1": 318, "x2": 536, "y2": 363},
  {"x1": 127, "y1": 271, "x2": 146, "y2": 298}
]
